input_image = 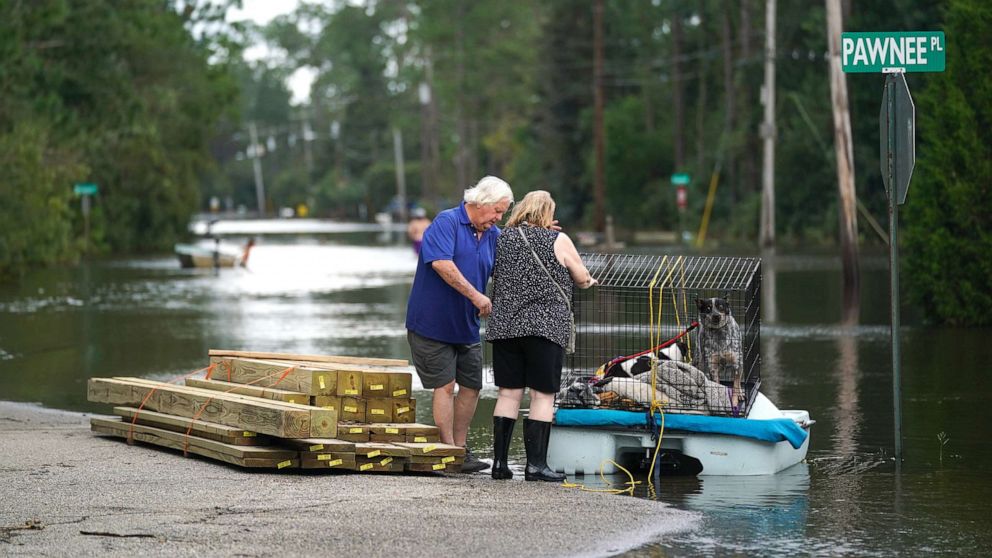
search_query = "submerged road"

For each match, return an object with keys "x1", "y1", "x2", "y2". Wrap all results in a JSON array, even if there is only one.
[{"x1": 0, "y1": 401, "x2": 696, "y2": 557}]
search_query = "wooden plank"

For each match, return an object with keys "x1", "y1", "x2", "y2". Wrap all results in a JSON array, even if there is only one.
[
  {"x1": 280, "y1": 438, "x2": 356, "y2": 453},
  {"x1": 387, "y1": 372, "x2": 413, "y2": 398},
  {"x1": 261, "y1": 359, "x2": 410, "y2": 374},
  {"x1": 408, "y1": 455, "x2": 465, "y2": 465},
  {"x1": 90, "y1": 417, "x2": 298, "y2": 469},
  {"x1": 406, "y1": 461, "x2": 463, "y2": 473},
  {"x1": 335, "y1": 370, "x2": 363, "y2": 397},
  {"x1": 407, "y1": 433, "x2": 440, "y2": 443},
  {"x1": 393, "y1": 442, "x2": 465, "y2": 457},
  {"x1": 368, "y1": 424, "x2": 407, "y2": 443},
  {"x1": 313, "y1": 396, "x2": 340, "y2": 412},
  {"x1": 391, "y1": 398, "x2": 417, "y2": 423},
  {"x1": 365, "y1": 398, "x2": 392, "y2": 423},
  {"x1": 115, "y1": 377, "x2": 337, "y2": 438},
  {"x1": 300, "y1": 453, "x2": 357, "y2": 470},
  {"x1": 355, "y1": 456, "x2": 407, "y2": 473},
  {"x1": 362, "y1": 372, "x2": 389, "y2": 397},
  {"x1": 336, "y1": 424, "x2": 370, "y2": 442},
  {"x1": 354, "y1": 442, "x2": 413, "y2": 458},
  {"x1": 339, "y1": 397, "x2": 365, "y2": 422},
  {"x1": 208, "y1": 357, "x2": 336, "y2": 396},
  {"x1": 113, "y1": 407, "x2": 267, "y2": 446},
  {"x1": 185, "y1": 378, "x2": 308, "y2": 404},
  {"x1": 88, "y1": 378, "x2": 336, "y2": 439},
  {"x1": 209, "y1": 349, "x2": 408, "y2": 368}
]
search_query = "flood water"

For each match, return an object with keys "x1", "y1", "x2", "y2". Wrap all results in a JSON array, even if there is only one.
[{"x1": 1, "y1": 229, "x2": 990, "y2": 556}]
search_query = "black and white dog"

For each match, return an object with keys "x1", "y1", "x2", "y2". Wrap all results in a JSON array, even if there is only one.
[
  {"x1": 694, "y1": 297, "x2": 744, "y2": 405},
  {"x1": 599, "y1": 341, "x2": 689, "y2": 382}
]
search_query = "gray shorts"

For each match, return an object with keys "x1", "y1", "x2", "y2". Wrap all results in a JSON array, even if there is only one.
[{"x1": 407, "y1": 330, "x2": 483, "y2": 390}]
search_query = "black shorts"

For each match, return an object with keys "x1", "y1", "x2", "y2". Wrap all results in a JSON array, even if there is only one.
[{"x1": 491, "y1": 336, "x2": 564, "y2": 394}]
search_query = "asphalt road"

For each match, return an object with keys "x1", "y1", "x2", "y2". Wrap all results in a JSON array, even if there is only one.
[{"x1": 0, "y1": 401, "x2": 696, "y2": 557}]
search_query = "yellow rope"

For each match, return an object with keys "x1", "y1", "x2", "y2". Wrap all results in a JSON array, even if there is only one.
[{"x1": 560, "y1": 459, "x2": 640, "y2": 495}]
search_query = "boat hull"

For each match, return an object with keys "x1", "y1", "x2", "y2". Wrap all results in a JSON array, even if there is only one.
[{"x1": 548, "y1": 393, "x2": 812, "y2": 476}]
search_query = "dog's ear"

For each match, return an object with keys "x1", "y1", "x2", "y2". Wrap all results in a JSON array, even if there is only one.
[{"x1": 695, "y1": 297, "x2": 705, "y2": 309}]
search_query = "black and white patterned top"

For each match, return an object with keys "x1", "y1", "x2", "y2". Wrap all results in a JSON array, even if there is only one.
[{"x1": 485, "y1": 226, "x2": 574, "y2": 348}]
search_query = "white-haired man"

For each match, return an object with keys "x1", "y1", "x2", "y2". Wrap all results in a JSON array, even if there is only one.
[{"x1": 406, "y1": 176, "x2": 513, "y2": 473}]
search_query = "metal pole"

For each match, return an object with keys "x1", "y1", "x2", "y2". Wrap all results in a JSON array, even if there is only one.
[{"x1": 886, "y1": 73, "x2": 902, "y2": 459}]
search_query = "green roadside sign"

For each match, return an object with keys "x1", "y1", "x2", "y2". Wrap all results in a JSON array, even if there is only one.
[
  {"x1": 74, "y1": 183, "x2": 99, "y2": 196},
  {"x1": 670, "y1": 173, "x2": 690, "y2": 186},
  {"x1": 841, "y1": 31, "x2": 945, "y2": 73}
]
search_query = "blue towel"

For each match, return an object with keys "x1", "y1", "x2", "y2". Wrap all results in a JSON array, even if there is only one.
[{"x1": 554, "y1": 408, "x2": 809, "y2": 449}]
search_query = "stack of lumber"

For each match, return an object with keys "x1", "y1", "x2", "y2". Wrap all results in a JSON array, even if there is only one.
[{"x1": 86, "y1": 350, "x2": 466, "y2": 473}]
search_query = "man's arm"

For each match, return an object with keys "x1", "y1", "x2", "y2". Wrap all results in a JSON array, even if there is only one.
[{"x1": 431, "y1": 260, "x2": 492, "y2": 317}]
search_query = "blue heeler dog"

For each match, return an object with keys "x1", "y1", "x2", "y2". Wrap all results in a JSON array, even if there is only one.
[{"x1": 693, "y1": 297, "x2": 744, "y2": 407}]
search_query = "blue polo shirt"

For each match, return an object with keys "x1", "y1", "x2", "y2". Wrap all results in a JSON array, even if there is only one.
[{"x1": 406, "y1": 203, "x2": 500, "y2": 344}]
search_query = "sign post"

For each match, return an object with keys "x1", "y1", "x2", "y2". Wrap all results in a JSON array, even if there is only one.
[
  {"x1": 671, "y1": 173, "x2": 690, "y2": 243},
  {"x1": 73, "y1": 183, "x2": 99, "y2": 254},
  {"x1": 843, "y1": 30, "x2": 942, "y2": 460}
]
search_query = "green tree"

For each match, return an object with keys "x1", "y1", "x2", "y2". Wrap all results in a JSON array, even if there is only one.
[{"x1": 904, "y1": 0, "x2": 992, "y2": 326}]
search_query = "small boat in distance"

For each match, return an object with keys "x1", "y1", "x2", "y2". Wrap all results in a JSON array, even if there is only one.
[{"x1": 175, "y1": 238, "x2": 253, "y2": 269}]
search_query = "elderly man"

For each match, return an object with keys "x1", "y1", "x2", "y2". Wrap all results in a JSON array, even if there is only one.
[{"x1": 406, "y1": 176, "x2": 513, "y2": 473}]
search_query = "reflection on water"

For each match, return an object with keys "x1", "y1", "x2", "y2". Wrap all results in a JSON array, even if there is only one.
[{"x1": 1, "y1": 237, "x2": 991, "y2": 555}]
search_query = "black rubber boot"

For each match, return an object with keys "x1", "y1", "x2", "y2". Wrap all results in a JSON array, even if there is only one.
[
  {"x1": 491, "y1": 416, "x2": 516, "y2": 480},
  {"x1": 523, "y1": 418, "x2": 566, "y2": 482}
]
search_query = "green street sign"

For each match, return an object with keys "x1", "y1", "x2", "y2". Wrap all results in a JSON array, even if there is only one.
[
  {"x1": 73, "y1": 183, "x2": 99, "y2": 196},
  {"x1": 670, "y1": 173, "x2": 690, "y2": 186},
  {"x1": 841, "y1": 32, "x2": 945, "y2": 73}
]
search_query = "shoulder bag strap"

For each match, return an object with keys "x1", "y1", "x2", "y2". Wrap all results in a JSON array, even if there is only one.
[{"x1": 517, "y1": 227, "x2": 571, "y2": 312}]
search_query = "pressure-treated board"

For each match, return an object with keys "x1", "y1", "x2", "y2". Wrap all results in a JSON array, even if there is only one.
[
  {"x1": 112, "y1": 407, "x2": 268, "y2": 446},
  {"x1": 313, "y1": 396, "x2": 340, "y2": 413},
  {"x1": 339, "y1": 397, "x2": 365, "y2": 422},
  {"x1": 300, "y1": 453, "x2": 358, "y2": 470},
  {"x1": 396, "y1": 423, "x2": 441, "y2": 443},
  {"x1": 208, "y1": 349, "x2": 408, "y2": 368},
  {"x1": 368, "y1": 424, "x2": 407, "y2": 443},
  {"x1": 387, "y1": 373, "x2": 413, "y2": 398},
  {"x1": 90, "y1": 417, "x2": 298, "y2": 469},
  {"x1": 355, "y1": 456, "x2": 407, "y2": 473},
  {"x1": 391, "y1": 398, "x2": 416, "y2": 423},
  {"x1": 113, "y1": 377, "x2": 337, "y2": 437},
  {"x1": 365, "y1": 398, "x2": 392, "y2": 423},
  {"x1": 405, "y1": 461, "x2": 463, "y2": 473},
  {"x1": 335, "y1": 370, "x2": 363, "y2": 397},
  {"x1": 208, "y1": 357, "x2": 339, "y2": 396},
  {"x1": 362, "y1": 372, "x2": 390, "y2": 397},
  {"x1": 354, "y1": 442, "x2": 413, "y2": 458},
  {"x1": 280, "y1": 437, "x2": 356, "y2": 453},
  {"x1": 88, "y1": 377, "x2": 336, "y2": 439},
  {"x1": 393, "y1": 442, "x2": 465, "y2": 457},
  {"x1": 185, "y1": 378, "x2": 308, "y2": 404},
  {"x1": 335, "y1": 424, "x2": 370, "y2": 442}
]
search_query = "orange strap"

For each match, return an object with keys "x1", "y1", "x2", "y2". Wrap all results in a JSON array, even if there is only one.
[
  {"x1": 181, "y1": 365, "x2": 296, "y2": 456},
  {"x1": 127, "y1": 364, "x2": 216, "y2": 444}
]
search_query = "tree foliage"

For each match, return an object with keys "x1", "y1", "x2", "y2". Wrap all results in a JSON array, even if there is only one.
[
  {"x1": 0, "y1": 0, "x2": 237, "y2": 277},
  {"x1": 904, "y1": 0, "x2": 992, "y2": 326}
]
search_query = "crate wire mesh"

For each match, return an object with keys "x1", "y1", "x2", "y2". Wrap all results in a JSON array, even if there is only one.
[{"x1": 559, "y1": 254, "x2": 761, "y2": 417}]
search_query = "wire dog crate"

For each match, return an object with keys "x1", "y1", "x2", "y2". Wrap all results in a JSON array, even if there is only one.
[{"x1": 558, "y1": 254, "x2": 761, "y2": 417}]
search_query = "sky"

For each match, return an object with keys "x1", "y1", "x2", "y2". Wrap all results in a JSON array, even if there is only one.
[{"x1": 227, "y1": 0, "x2": 315, "y2": 104}]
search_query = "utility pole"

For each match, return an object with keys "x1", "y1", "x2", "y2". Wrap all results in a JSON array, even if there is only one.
[
  {"x1": 759, "y1": 0, "x2": 776, "y2": 248},
  {"x1": 592, "y1": 0, "x2": 606, "y2": 233},
  {"x1": 248, "y1": 121, "x2": 266, "y2": 217},
  {"x1": 302, "y1": 116, "x2": 315, "y2": 177},
  {"x1": 393, "y1": 127, "x2": 407, "y2": 223},
  {"x1": 826, "y1": 0, "x2": 860, "y2": 314}
]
